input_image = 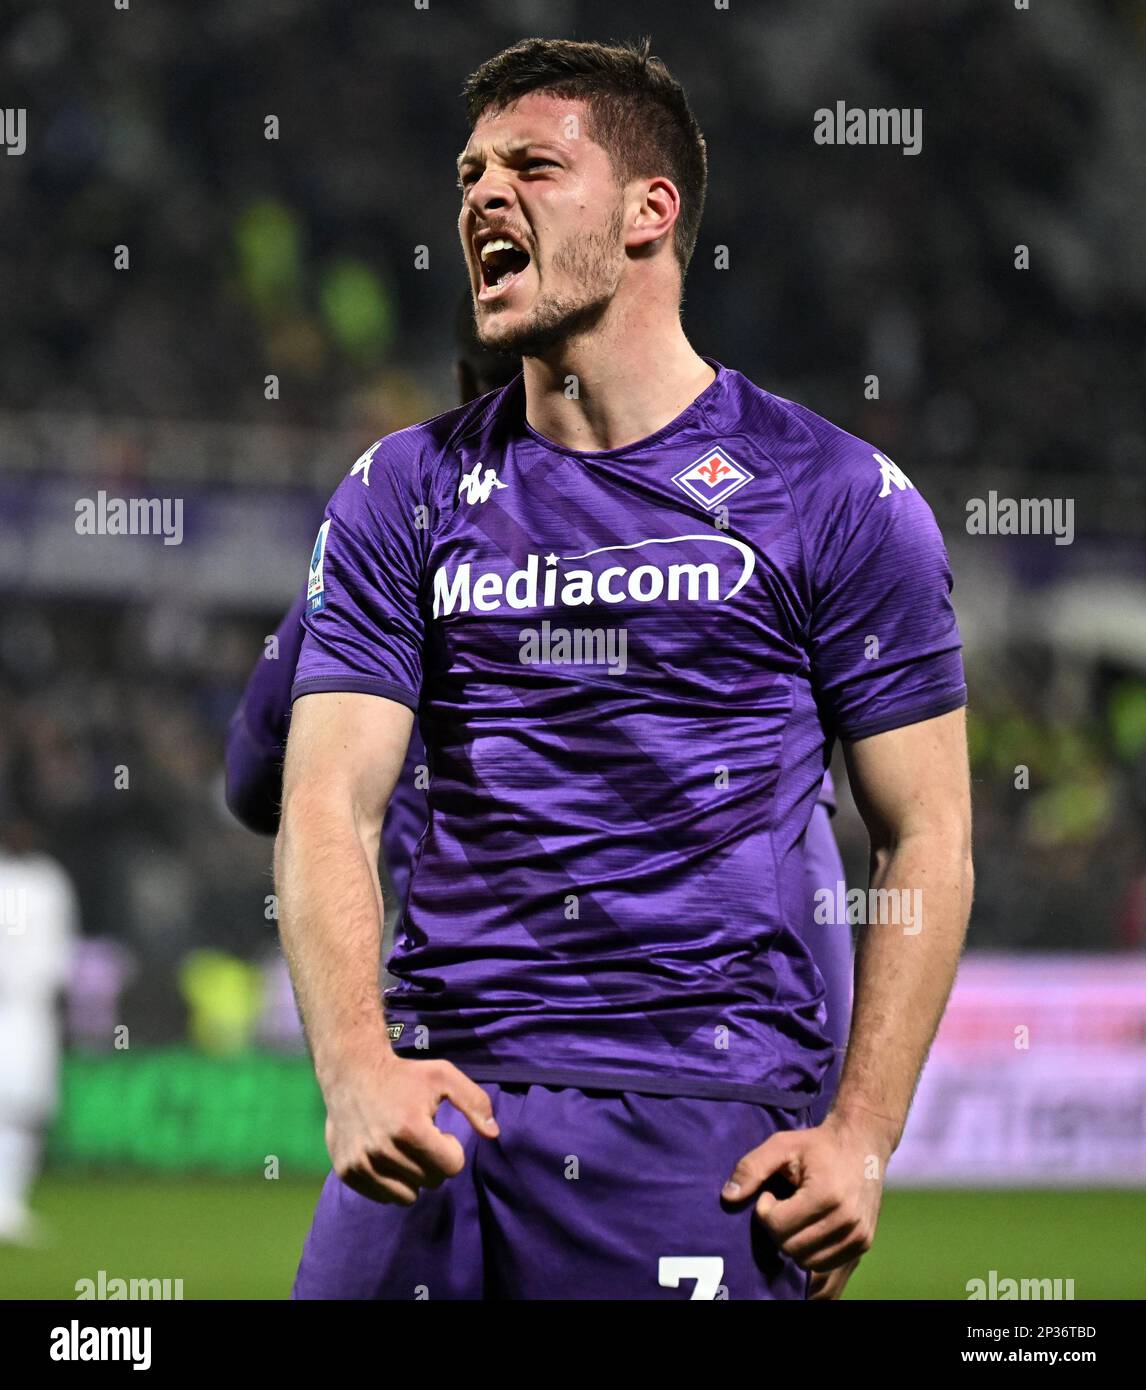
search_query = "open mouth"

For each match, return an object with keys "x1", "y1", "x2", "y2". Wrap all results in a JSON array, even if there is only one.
[{"x1": 478, "y1": 235, "x2": 531, "y2": 298}]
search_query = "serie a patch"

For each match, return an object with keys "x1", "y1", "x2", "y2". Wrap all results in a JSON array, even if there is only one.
[{"x1": 307, "y1": 518, "x2": 332, "y2": 614}]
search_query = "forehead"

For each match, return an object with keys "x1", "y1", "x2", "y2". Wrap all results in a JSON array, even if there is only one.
[{"x1": 458, "y1": 91, "x2": 597, "y2": 165}]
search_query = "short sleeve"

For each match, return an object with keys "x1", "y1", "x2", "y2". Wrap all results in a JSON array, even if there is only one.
[
  {"x1": 291, "y1": 435, "x2": 427, "y2": 712},
  {"x1": 805, "y1": 446, "x2": 967, "y2": 741}
]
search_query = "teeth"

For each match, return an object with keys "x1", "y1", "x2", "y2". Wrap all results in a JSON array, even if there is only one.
[{"x1": 480, "y1": 237, "x2": 519, "y2": 261}]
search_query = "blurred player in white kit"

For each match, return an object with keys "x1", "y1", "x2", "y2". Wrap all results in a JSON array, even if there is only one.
[{"x1": 0, "y1": 810, "x2": 77, "y2": 1244}]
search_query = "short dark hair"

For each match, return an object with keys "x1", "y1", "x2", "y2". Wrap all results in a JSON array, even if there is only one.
[{"x1": 462, "y1": 37, "x2": 708, "y2": 278}]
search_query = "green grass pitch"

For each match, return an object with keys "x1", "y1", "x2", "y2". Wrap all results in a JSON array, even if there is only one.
[{"x1": 0, "y1": 1178, "x2": 1140, "y2": 1300}]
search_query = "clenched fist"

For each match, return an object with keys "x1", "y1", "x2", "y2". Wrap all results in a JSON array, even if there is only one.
[
  {"x1": 323, "y1": 1053, "x2": 499, "y2": 1205},
  {"x1": 722, "y1": 1109, "x2": 894, "y2": 1294}
]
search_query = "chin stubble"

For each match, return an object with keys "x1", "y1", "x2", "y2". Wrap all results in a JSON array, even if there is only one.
[{"x1": 476, "y1": 203, "x2": 626, "y2": 358}]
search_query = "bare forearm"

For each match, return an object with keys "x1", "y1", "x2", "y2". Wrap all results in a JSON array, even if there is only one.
[
  {"x1": 274, "y1": 794, "x2": 392, "y2": 1093},
  {"x1": 830, "y1": 832, "x2": 973, "y2": 1153}
]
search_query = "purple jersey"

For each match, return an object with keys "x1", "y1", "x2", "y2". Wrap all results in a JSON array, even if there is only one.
[
  {"x1": 226, "y1": 593, "x2": 849, "y2": 1095},
  {"x1": 292, "y1": 358, "x2": 965, "y2": 1106},
  {"x1": 226, "y1": 590, "x2": 835, "y2": 839}
]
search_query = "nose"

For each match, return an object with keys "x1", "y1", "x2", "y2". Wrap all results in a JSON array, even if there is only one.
[{"x1": 464, "y1": 167, "x2": 517, "y2": 223}]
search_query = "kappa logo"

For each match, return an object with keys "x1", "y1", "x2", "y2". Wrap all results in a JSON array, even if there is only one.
[
  {"x1": 350, "y1": 445, "x2": 375, "y2": 487},
  {"x1": 458, "y1": 461, "x2": 508, "y2": 505},
  {"x1": 875, "y1": 451, "x2": 914, "y2": 498},
  {"x1": 671, "y1": 447, "x2": 753, "y2": 512}
]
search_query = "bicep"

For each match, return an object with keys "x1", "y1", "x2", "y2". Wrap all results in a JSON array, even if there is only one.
[
  {"x1": 841, "y1": 707, "x2": 971, "y2": 852},
  {"x1": 282, "y1": 691, "x2": 415, "y2": 830}
]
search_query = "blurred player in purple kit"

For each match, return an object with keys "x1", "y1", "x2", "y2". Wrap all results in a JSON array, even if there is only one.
[{"x1": 269, "y1": 38, "x2": 971, "y2": 1300}]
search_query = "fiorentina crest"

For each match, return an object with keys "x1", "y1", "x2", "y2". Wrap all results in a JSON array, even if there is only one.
[{"x1": 671, "y1": 447, "x2": 753, "y2": 511}]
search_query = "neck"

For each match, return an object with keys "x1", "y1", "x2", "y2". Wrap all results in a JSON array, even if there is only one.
[{"x1": 520, "y1": 294, "x2": 716, "y2": 453}]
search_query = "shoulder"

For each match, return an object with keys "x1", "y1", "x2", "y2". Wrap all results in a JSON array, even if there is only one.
[
  {"x1": 717, "y1": 369, "x2": 903, "y2": 506},
  {"x1": 752, "y1": 385, "x2": 905, "y2": 501},
  {"x1": 329, "y1": 378, "x2": 522, "y2": 514},
  {"x1": 724, "y1": 375, "x2": 947, "y2": 593}
]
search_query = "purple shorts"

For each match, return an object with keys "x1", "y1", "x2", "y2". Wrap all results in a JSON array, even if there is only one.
[{"x1": 293, "y1": 1082, "x2": 814, "y2": 1300}]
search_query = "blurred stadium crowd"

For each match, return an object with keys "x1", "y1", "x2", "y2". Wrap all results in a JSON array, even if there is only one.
[
  {"x1": 4, "y1": 0, "x2": 1145, "y2": 457},
  {"x1": 1, "y1": 0, "x2": 1144, "y2": 1044}
]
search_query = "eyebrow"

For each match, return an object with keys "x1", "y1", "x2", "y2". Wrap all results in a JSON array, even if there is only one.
[{"x1": 456, "y1": 140, "x2": 560, "y2": 172}]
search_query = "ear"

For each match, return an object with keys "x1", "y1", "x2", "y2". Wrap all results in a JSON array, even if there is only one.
[{"x1": 627, "y1": 176, "x2": 680, "y2": 253}]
